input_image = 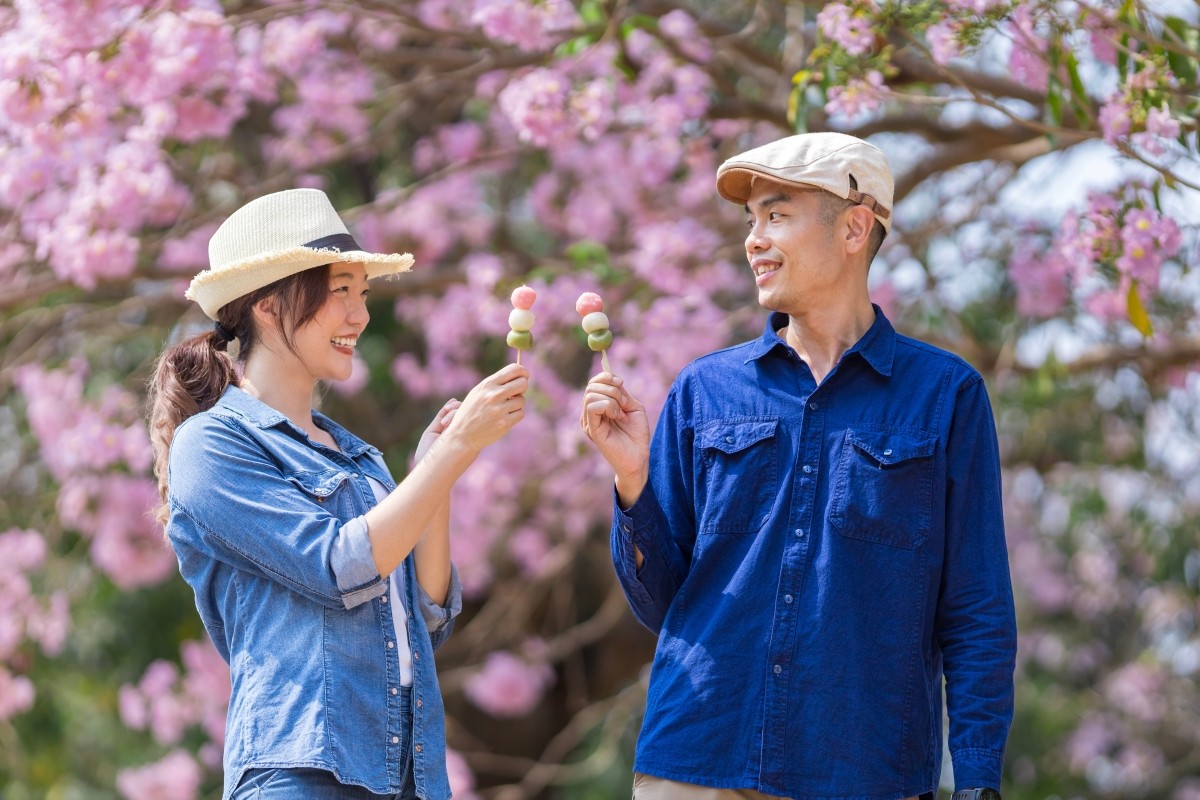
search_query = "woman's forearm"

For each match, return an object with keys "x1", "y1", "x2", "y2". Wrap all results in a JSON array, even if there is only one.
[{"x1": 412, "y1": 500, "x2": 452, "y2": 605}]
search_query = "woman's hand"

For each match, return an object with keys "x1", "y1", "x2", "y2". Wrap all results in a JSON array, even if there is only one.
[
  {"x1": 413, "y1": 399, "x2": 460, "y2": 466},
  {"x1": 441, "y1": 364, "x2": 530, "y2": 453}
]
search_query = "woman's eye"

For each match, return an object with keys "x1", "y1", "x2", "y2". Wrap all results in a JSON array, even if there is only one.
[{"x1": 333, "y1": 286, "x2": 350, "y2": 295}]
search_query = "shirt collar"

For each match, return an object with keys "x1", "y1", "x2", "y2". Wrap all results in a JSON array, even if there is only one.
[
  {"x1": 745, "y1": 304, "x2": 895, "y2": 378},
  {"x1": 217, "y1": 385, "x2": 377, "y2": 456}
]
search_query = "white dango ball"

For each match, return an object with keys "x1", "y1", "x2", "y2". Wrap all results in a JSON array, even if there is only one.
[
  {"x1": 581, "y1": 311, "x2": 609, "y2": 334},
  {"x1": 508, "y1": 308, "x2": 535, "y2": 332}
]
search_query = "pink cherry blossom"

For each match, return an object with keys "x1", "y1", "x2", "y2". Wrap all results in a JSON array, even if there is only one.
[
  {"x1": 1100, "y1": 97, "x2": 1133, "y2": 144},
  {"x1": 1008, "y1": 5, "x2": 1049, "y2": 93},
  {"x1": 926, "y1": 21, "x2": 962, "y2": 65},
  {"x1": 1132, "y1": 106, "x2": 1182, "y2": 156},
  {"x1": 115, "y1": 749, "x2": 202, "y2": 800},
  {"x1": 446, "y1": 748, "x2": 482, "y2": 800},
  {"x1": 824, "y1": 70, "x2": 887, "y2": 121},
  {"x1": 463, "y1": 650, "x2": 555, "y2": 717},
  {"x1": 816, "y1": 3, "x2": 877, "y2": 57}
]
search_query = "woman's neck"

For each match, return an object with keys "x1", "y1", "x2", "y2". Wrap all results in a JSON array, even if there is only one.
[{"x1": 241, "y1": 350, "x2": 319, "y2": 436}]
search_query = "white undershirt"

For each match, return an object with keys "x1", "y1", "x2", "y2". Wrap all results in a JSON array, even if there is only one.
[{"x1": 366, "y1": 475, "x2": 413, "y2": 686}]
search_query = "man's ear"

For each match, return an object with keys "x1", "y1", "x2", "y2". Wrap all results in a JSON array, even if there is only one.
[{"x1": 843, "y1": 204, "x2": 875, "y2": 256}]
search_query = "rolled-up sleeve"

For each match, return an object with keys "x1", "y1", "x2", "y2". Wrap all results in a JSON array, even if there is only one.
[
  {"x1": 417, "y1": 563, "x2": 462, "y2": 651},
  {"x1": 332, "y1": 516, "x2": 389, "y2": 608}
]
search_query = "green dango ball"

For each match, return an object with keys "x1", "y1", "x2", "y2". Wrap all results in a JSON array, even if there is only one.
[
  {"x1": 587, "y1": 330, "x2": 613, "y2": 352},
  {"x1": 507, "y1": 330, "x2": 533, "y2": 350}
]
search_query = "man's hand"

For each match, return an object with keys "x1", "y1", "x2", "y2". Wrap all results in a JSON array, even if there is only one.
[{"x1": 580, "y1": 372, "x2": 650, "y2": 509}]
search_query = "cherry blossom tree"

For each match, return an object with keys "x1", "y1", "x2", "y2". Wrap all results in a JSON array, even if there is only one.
[{"x1": 1, "y1": 1, "x2": 1197, "y2": 798}]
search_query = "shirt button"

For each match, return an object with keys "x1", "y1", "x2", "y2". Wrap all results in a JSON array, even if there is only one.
[
  {"x1": 413, "y1": 652, "x2": 419, "y2": 660},
  {"x1": 392, "y1": 736, "x2": 399, "y2": 744},
  {"x1": 391, "y1": 687, "x2": 398, "y2": 696},
  {"x1": 622, "y1": 523, "x2": 631, "y2": 532},
  {"x1": 381, "y1": 595, "x2": 388, "y2": 604},
  {"x1": 809, "y1": 401, "x2": 818, "y2": 410},
  {"x1": 794, "y1": 528, "x2": 805, "y2": 538},
  {"x1": 725, "y1": 436, "x2": 734, "y2": 444},
  {"x1": 773, "y1": 664, "x2": 782, "y2": 675},
  {"x1": 784, "y1": 594, "x2": 793, "y2": 604},
  {"x1": 802, "y1": 465, "x2": 813, "y2": 475},
  {"x1": 414, "y1": 744, "x2": 423, "y2": 753},
  {"x1": 417, "y1": 698, "x2": 423, "y2": 708},
  {"x1": 387, "y1": 641, "x2": 395, "y2": 649},
  {"x1": 883, "y1": 449, "x2": 893, "y2": 456}
]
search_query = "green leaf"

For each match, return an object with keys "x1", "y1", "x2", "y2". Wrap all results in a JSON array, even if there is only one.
[
  {"x1": 1127, "y1": 281, "x2": 1153, "y2": 337},
  {"x1": 579, "y1": 0, "x2": 605, "y2": 26},
  {"x1": 1163, "y1": 17, "x2": 1199, "y2": 84},
  {"x1": 1046, "y1": 76, "x2": 1064, "y2": 127},
  {"x1": 1064, "y1": 51, "x2": 1089, "y2": 125}
]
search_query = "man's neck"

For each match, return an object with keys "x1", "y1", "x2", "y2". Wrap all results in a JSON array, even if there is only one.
[{"x1": 778, "y1": 301, "x2": 876, "y2": 385}]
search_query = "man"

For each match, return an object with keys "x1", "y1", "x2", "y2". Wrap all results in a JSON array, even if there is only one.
[{"x1": 581, "y1": 132, "x2": 1015, "y2": 800}]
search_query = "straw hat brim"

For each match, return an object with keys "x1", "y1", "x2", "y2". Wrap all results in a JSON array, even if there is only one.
[{"x1": 186, "y1": 246, "x2": 413, "y2": 320}]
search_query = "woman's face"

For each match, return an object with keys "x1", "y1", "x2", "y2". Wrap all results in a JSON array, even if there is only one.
[{"x1": 290, "y1": 262, "x2": 371, "y2": 383}]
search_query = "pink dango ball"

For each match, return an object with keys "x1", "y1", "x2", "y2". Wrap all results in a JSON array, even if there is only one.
[
  {"x1": 575, "y1": 292, "x2": 604, "y2": 316},
  {"x1": 511, "y1": 285, "x2": 537, "y2": 310}
]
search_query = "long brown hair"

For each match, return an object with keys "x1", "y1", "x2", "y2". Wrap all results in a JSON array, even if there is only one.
[{"x1": 147, "y1": 264, "x2": 332, "y2": 526}]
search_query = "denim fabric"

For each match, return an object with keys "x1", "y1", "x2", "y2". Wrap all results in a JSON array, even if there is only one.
[
  {"x1": 612, "y1": 309, "x2": 1016, "y2": 800},
  {"x1": 231, "y1": 690, "x2": 416, "y2": 799},
  {"x1": 168, "y1": 386, "x2": 461, "y2": 800}
]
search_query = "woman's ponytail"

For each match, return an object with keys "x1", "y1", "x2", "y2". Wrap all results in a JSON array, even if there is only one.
[{"x1": 147, "y1": 327, "x2": 240, "y2": 526}]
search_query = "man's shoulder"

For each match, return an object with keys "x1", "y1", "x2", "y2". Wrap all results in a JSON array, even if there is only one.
[
  {"x1": 681, "y1": 339, "x2": 762, "y2": 375},
  {"x1": 892, "y1": 331, "x2": 983, "y2": 386}
]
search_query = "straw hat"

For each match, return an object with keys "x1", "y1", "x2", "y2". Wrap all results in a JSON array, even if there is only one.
[
  {"x1": 186, "y1": 188, "x2": 414, "y2": 319},
  {"x1": 716, "y1": 132, "x2": 893, "y2": 234}
]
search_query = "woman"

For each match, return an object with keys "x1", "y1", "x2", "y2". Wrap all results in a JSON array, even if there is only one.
[{"x1": 148, "y1": 188, "x2": 529, "y2": 799}]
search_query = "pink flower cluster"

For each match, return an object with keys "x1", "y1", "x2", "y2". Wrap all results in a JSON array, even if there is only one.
[
  {"x1": 0, "y1": 2, "x2": 264, "y2": 288},
  {"x1": 1099, "y1": 63, "x2": 1183, "y2": 155},
  {"x1": 115, "y1": 749, "x2": 203, "y2": 800},
  {"x1": 1007, "y1": 185, "x2": 1182, "y2": 322},
  {"x1": 824, "y1": 70, "x2": 887, "y2": 120},
  {"x1": 463, "y1": 649, "x2": 556, "y2": 717},
  {"x1": 119, "y1": 639, "x2": 230, "y2": 766},
  {"x1": 816, "y1": 2, "x2": 878, "y2": 57},
  {"x1": 471, "y1": 0, "x2": 579, "y2": 52},
  {"x1": 0, "y1": 528, "x2": 69, "y2": 720},
  {"x1": 15, "y1": 361, "x2": 174, "y2": 589},
  {"x1": 1007, "y1": 5, "x2": 1049, "y2": 93}
]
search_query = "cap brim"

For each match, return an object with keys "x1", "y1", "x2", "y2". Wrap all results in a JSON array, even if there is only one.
[{"x1": 716, "y1": 166, "x2": 825, "y2": 205}]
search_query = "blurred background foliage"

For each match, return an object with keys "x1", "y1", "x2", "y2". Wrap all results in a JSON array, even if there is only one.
[{"x1": 1, "y1": 1, "x2": 1198, "y2": 798}]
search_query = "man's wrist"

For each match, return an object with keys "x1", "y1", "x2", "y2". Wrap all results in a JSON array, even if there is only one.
[{"x1": 951, "y1": 789, "x2": 1001, "y2": 800}]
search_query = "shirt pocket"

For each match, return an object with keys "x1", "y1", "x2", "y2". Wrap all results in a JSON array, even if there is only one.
[
  {"x1": 696, "y1": 417, "x2": 779, "y2": 535},
  {"x1": 285, "y1": 468, "x2": 356, "y2": 515},
  {"x1": 830, "y1": 428, "x2": 936, "y2": 549}
]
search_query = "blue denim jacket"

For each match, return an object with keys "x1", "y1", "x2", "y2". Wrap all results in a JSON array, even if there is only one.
[
  {"x1": 167, "y1": 386, "x2": 461, "y2": 800},
  {"x1": 613, "y1": 309, "x2": 1017, "y2": 799}
]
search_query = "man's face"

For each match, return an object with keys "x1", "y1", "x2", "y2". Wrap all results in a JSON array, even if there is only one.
[{"x1": 743, "y1": 179, "x2": 851, "y2": 315}]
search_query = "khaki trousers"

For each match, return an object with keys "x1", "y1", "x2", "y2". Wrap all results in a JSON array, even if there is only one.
[{"x1": 631, "y1": 773, "x2": 919, "y2": 800}]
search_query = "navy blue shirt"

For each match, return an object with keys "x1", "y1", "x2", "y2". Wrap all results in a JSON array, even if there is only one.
[{"x1": 612, "y1": 308, "x2": 1016, "y2": 799}]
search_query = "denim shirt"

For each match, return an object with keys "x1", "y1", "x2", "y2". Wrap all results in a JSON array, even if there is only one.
[
  {"x1": 167, "y1": 386, "x2": 462, "y2": 800},
  {"x1": 613, "y1": 309, "x2": 1016, "y2": 799}
]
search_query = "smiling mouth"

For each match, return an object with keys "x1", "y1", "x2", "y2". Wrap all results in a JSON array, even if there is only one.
[
  {"x1": 754, "y1": 263, "x2": 780, "y2": 277},
  {"x1": 331, "y1": 336, "x2": 358, "y2": 349}
]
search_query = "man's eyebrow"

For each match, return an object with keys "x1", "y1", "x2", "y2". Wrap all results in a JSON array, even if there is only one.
[{"x1": 744, "y1": 192, "x2": 794, "y2": 213}]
